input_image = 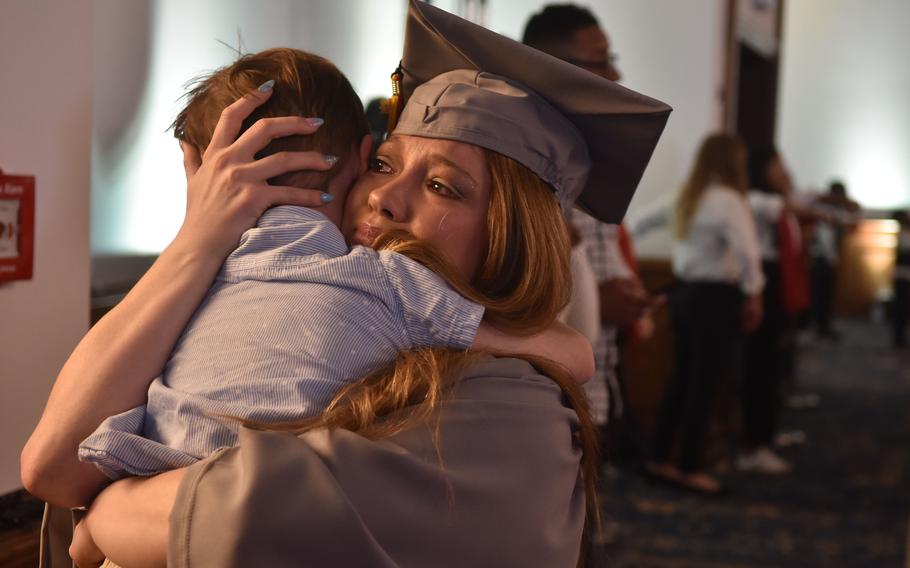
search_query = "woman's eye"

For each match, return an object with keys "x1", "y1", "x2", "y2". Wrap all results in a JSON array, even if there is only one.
[
  {"x1": 371, "y1": 158, "x2": 392, "y2": 174},
  {"x1": 428, "y1": 180, "x2": 458, "y2": 198}
]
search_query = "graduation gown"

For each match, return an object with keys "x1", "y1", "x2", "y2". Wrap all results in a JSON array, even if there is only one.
[{"x1": 167, "y1": 356, "x2": 585, "y2": 567}]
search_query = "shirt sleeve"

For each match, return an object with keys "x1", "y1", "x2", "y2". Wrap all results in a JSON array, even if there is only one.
[
  {"x1": 748, "y1": 191, "x2": 785, "y2": 224},
  {"x1": 571, "y1": 211, "x2": 632, "y2": 282},
  {"x1": 78, "y1": 405, "x2": 200, "y2": 480},
  {"x1": 377, "y1": 250, "x2": 484, "y2": 350},
  {"x1": 167, "y1": 358, "x2": 585, "y2": 568},
  {"x1": 626, "y1": 199, "x2": 673, "y2": 239},
  {"x1": 716, "y1": 190, "x2": 766, "y2": 295}
]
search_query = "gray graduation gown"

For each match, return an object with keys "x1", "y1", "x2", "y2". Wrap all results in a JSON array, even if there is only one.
[{"x1": 168, "y1": 356, "x2": 585, "y2": 567}]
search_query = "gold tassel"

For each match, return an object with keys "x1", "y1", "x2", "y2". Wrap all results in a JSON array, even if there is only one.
[{"x1": 382, "y1": 65, "x2": 404, "y2": 133}]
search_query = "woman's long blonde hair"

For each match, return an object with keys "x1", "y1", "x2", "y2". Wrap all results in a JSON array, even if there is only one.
[
  {"x1": 674, "y1": 133, "x2": 748, "y2": 237},
  {"x1": 256, "y1": 149, "x2": 599, "y2": 565}
]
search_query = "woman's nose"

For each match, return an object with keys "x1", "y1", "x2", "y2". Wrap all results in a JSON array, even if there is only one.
[{"x1": 367, "y1": 177, "x2": 410, "y2": 222}]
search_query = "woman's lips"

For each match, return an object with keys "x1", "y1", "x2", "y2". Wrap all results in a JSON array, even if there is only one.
[{"x1": 352, "y1": 223, "x2": 383, "y2": 247}]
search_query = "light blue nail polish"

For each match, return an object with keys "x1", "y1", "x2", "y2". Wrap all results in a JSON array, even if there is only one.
[
  {"x1": 258, "y1": 79, "x2": 275, "y2": 92},
  {"x1": 308, "y1": 117, "x2": 325, "y2": 127},
  {"x1": 324, "y1": 154, "x2": 338, "y2": 166},
  {"x1": 320, "y1": 192, "x2": 334, "y2": 203}
]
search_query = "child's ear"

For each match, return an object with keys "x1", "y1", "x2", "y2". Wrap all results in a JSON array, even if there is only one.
[
  {"x1": 179, "y1": 140, "x2": 202, "y2": 183},
  {"x1": 357, "y1": 134, "x2": 373, "y2": 175}
]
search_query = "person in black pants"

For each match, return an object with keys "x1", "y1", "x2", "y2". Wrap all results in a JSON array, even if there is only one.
[
  {"x1": 894, "y1": 278, "x2": 909, "y2": 348},
  {"x1": 742, "y1": 260, "x2": 785, "y2": 454},
  {"x1": 738, "y1": 145, "x2": 804, "y2": 475},
  {"x1": 810, "y1": 254, "x2": 837, "y2": 337},
  {"x1": 651, "y1": 283, "x2": 745, "y2": 482},
  {"x1": 893, "y1": 210, "x2": 910, "y2": 348},
  {"x1": 809, "y1": 181, "x2": 860, "y2": 339},
  {"x1": 647, "y1": 134, "x2": 764, "y2": 494}
]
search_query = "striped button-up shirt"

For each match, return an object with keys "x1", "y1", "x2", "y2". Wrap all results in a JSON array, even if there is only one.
[
  {"x1": 80, "y1": 206, "x2": 483, "y2": 479},
  {"x1": 570, "y1": 210, "x2": 632, "y2": 424}
]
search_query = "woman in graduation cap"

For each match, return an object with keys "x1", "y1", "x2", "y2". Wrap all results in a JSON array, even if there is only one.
[{"x1": 59, "y1": 2, "x2": 669, "y2": 566}]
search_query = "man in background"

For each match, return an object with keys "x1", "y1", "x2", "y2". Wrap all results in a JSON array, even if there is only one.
[
  {"x1": 523, "y1": 4, "x2": 657, "y2": 459},
  {"x1": 808, "y1": 180, "x2": 860, "y2": 340}
]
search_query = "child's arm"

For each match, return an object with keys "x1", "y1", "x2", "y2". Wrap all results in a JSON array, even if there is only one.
[{"x1": 473, "y1": 321, "x2": 595, "y2": 383}]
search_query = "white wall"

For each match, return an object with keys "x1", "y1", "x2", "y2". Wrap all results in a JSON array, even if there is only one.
[
  {"x1": 92, "y1": 0, "x2": 410, "y2": 255},
  {"x1": 0, "y1": 1, "x2": 92, "y2": 494},
  {"x1": 778, "y1": 0, "x2": 910, "y2": 209},
  {"x1": 93, "y1": 0, "x2": 726, "y2": 258}
]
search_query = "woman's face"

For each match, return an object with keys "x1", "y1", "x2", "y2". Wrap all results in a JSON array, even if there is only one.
[{"x1": 341, "y1": 135, "x2": 491, "y2": 282}]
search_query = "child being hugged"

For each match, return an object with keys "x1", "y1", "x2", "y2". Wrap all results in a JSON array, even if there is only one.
[{"x1": 78, "y1": 48, "x2": 591, "y2": 491}]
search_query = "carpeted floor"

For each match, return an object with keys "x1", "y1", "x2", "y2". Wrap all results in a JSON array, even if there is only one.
[
  {"x1": 0, "y1": 490, "x2": 41, "y2": 567},
  {"x1": 593, "y1": 318, "x2": 910, "y2": 567}
]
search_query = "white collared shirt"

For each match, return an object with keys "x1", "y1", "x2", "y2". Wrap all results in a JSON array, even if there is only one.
[
  {"x1": 673, "y1": 185, "x2": 765, "y2": 295},
  {"x1": 748, "y1": 190, "x2": 786, "y2": 261}
]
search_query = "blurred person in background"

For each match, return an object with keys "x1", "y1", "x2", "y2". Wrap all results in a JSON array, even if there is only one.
[
  {"x1": 646, "y1": 133, "x2": 763, "y2": 494},
  {"x1": 740, "y1": 145, "x2": 812, "y2": 474},
  {"x1": 558, "y1": 225, "x2": 602, "y2": 350},
  {"x1": 807, "y1": 180, "x2": 860, "y2": 340},
  {"x1": 893, "y1": 209, "x2": 910, "y2": 349},
  {"x1": 522, "y1": 3, "x2": 659, "y2": 462}
]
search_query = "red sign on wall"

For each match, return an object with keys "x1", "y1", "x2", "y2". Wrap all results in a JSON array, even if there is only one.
[{"x1": 0, "y1": 169, "x2": 35, "y2": 282}]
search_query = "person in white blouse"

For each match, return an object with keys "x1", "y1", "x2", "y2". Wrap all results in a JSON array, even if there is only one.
[{"x1": 646, "y1": 133, "x2": 763, "y2": 494}]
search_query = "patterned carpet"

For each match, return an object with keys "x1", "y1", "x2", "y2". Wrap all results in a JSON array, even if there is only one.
[{"x1": 593, "y1": 319, "x2": 910, "y2": 567}]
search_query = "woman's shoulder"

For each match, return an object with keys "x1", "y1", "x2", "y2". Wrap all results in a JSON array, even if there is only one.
[
  {"x1": 695, "y1": 185, "x2": 747, "y2": 216},
  {"x1": 454, "y1": 355, "x2": 572, "y2": 408},
  {"x1": 460, "y1": 355, "x2": 555, "y2": 385},
  {"x1": 704, "y1": 184, "x2": 746, "y2": 203}
]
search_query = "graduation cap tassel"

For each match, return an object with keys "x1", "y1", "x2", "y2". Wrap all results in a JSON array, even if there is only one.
[{"x1": 382, "y1": 64, "x2": 405, "y2": 133}]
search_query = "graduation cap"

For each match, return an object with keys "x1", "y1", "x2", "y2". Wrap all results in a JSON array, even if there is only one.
[{"x1": 391, "y1": 0, "x2": 672, "y2": 223}]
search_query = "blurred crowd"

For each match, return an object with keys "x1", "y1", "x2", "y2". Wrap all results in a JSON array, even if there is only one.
[
  {"x1": 515, "y1": 3, "x2": 909, "y2": 497},
  {"x1": 362, "y1": 2, "x2": 910, "y2": 498}
]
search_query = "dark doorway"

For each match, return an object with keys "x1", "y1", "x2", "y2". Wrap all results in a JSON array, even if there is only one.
[{"x1": 734, "y1": 42, "x2": 780, "y2": 148}]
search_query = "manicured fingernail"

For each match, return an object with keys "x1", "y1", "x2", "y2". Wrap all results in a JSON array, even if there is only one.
[
  {"x1": 320, "y1": 192, "x2": 334, "y2": 203},
  {"x1": 258, "y1": 79, "x2": 275, "y2": 92},
  {"x1": 324, "y1": 154, "x2": 338, "y2": 166},
  {"x1": 307, "y1": 117, "x2": 325, "y2": 127}
]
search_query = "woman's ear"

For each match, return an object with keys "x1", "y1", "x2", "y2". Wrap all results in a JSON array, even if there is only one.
[
  {"x1": 357, "y1": 134, "x2": 374, "y2": 176},
  {"x1": 179, "y1": 140, "x2": 203, "y2": 183}
]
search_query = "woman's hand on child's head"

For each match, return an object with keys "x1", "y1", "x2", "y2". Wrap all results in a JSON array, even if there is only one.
[{"x1": 177, "y1": 82, "x2": 338, "y2": 257}]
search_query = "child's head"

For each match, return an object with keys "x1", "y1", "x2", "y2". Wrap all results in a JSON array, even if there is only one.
[{"x1": 172, "y1": 48, "x2": 371, "y2": 224}]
